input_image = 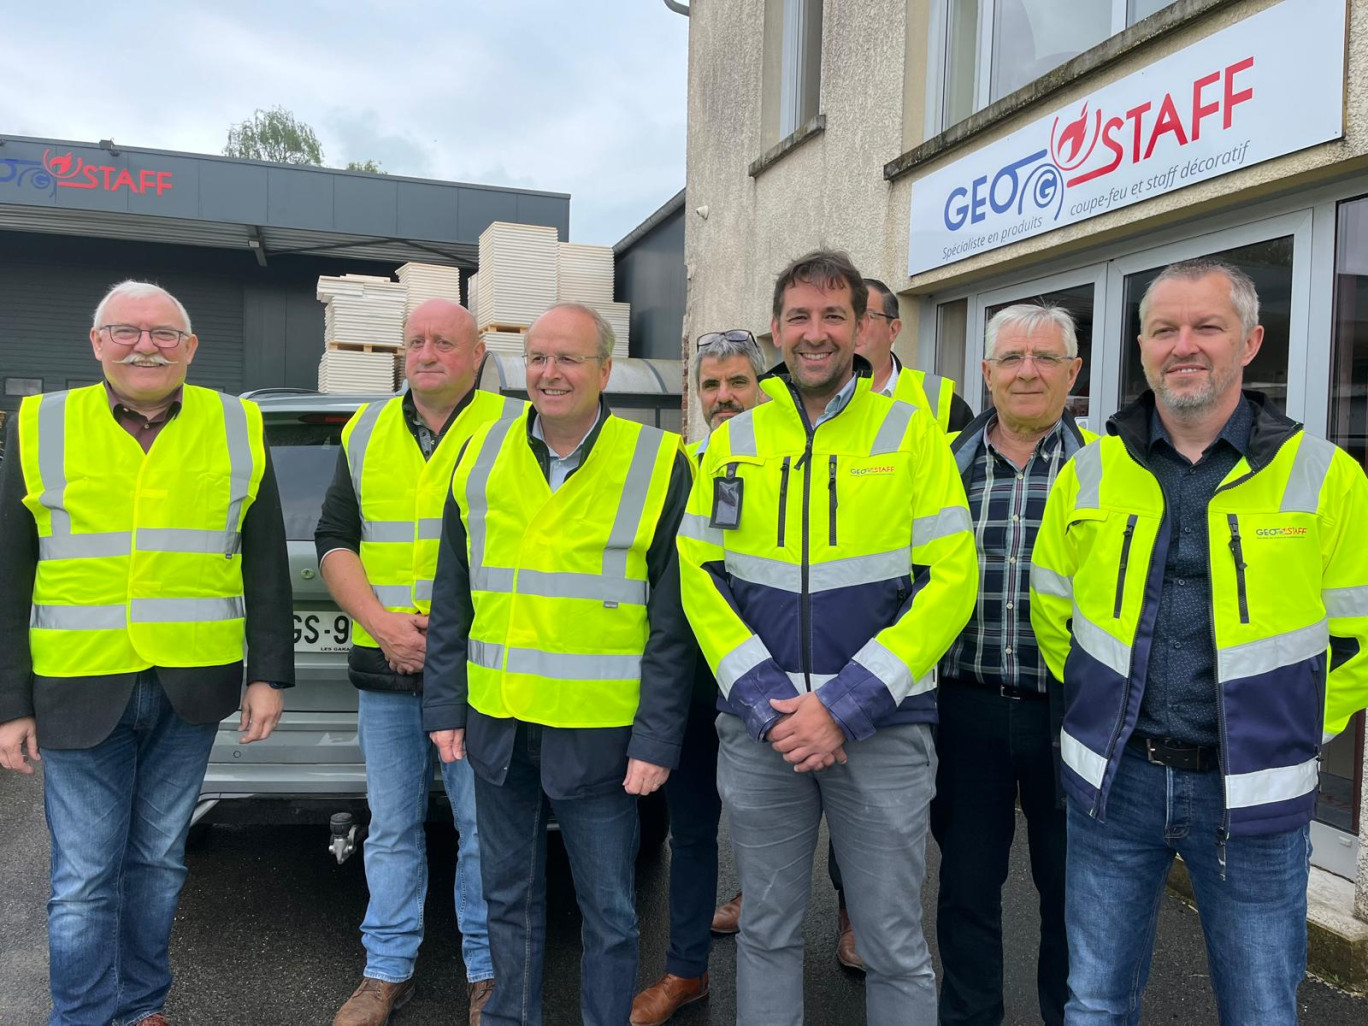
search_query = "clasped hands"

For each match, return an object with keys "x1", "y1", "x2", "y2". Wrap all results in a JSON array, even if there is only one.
[{"x1": 767, "y1": 692, "x2": 847, "y2": 772}]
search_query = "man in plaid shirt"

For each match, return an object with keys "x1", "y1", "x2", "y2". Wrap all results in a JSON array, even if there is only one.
[{"x1": 930, "y1": 304, "x2": 1094, "y2": 1026}]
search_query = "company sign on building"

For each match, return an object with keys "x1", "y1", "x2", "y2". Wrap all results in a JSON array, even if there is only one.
[{"x1": 908, "y1": 0, "x2": 1346, "y2": 275}]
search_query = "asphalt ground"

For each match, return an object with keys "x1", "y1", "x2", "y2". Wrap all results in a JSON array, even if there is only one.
[{"x1": 1, "y1": 766, "x2": 1365, "y2": 1025}]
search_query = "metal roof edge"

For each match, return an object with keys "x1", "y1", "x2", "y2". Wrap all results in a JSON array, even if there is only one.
[{"x1": 613, "y1": 187, "x2": 685, "y2": 255}]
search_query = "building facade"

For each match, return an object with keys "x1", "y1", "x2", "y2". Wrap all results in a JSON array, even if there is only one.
[{"x1": 684, "y1": 0, "x2": 1368, "y2": 947}]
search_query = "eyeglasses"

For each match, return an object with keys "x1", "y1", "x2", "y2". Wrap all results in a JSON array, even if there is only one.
[
  {"x1": 404, "y1": 336, "x2": 461, "y2": 352},
  {"x1": 100, "y1": 324, "x2": 188, "y2": 348},
  {"x1": 866, "y1": 311, "x2": 898, "y2": 322},
  {"x1": 698, "y1": 329, "x2": 757, "y2": 348},
  {"x1": 523, "y1": 352, "x2": 603, "y2": 369},
  {"x1": 987, "y1": 352, "x2": 1072, "y2": 369}
]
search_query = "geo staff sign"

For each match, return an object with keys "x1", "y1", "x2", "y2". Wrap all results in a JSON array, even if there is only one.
[
  {"x1": 908, "y1": 0, "x2": 1346, "y2": 276},
  {"x1": 0, "y1": 148, "x2": 174, "y2": 198}
]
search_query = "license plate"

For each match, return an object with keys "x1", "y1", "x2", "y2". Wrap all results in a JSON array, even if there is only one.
[{"x1": 294, "y1": 610, "x2": 353, "y2": 653}]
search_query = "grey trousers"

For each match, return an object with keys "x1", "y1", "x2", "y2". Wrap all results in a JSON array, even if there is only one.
[{"x1": 717, "y1": 714, "x2": 938, "y2": 1025}]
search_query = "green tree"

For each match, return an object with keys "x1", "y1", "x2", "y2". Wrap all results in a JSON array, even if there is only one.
[
  {"x1": 224, "y1": 107, "x2": 325, "y2": 165},
  {"x1": 345, "y1": 158, "x2": 386, "y2": 173}
]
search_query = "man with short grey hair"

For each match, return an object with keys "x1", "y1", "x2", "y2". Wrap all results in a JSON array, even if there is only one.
[{"x1": 931, "y1": 302, "x2": 1088, "y2": 1026}]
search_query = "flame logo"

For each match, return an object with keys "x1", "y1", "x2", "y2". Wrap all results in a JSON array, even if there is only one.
[
  {"x1": 41, "y1": 150, "x2": 83, "y2": 179},
  {"x1": 1049, "y1": 105, "x2": 1101, "y2": 171}
]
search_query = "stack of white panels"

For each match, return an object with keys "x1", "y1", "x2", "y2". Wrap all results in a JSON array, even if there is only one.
[
  {"x1": 468, "y1": 273, "x2": 479, "y2": 327},
  {"x1": 318, "y1": 350, "x2": 400, "y2": 394},
  {"x1": 556, "y1": 243, "x2": 615, "y2": 304},
  {"x1": 480, "y1": 330, "x2": 528, "y2": 356},
  {"x1": 597, "y1": 301, "x2": 631, "y2": 358},
  {"x1": 477, "y1": 223, "x2": 558, "y2": 329},
  {"x1": 395, "y1": 263, "x2": 463, "y2": 318},
  {"x1": 317, "y1": 274, "x2": 406, "y2": 348}
]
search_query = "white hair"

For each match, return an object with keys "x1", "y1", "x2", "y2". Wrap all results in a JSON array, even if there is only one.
[
  {"x1": 984, "y1": 303, "x2": 1077, "y2": 359},
  {"x1": 92, "y1": 280, "x2": 193, "y2": 335}
]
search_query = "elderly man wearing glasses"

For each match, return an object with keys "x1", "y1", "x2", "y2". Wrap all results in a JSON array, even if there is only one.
[
  {"x1": 631, "y1": 328, "x2": 766, "y2": 1026},
  {"x1": 0, "y1": 279, "x2": 294, "y2": 1026},
  {"x1": 424, "y1": 302, "x2": 694, "y2": 1026},
  {"x1": 317, "y1": 298, "x2": 524, "y2": 1026}
]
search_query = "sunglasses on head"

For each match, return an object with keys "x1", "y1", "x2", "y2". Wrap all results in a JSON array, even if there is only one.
[{"x1": 698, "y1": 329, "x2": 757, "y2": 348}]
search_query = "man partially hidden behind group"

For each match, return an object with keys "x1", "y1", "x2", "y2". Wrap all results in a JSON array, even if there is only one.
[
  {"x1": 317, "y1": 298, "x2": 523, "y2": 1026},
  {"x1": 424, "y1": 302, "x2": 694, "y2": 1026},
  {"x1": 0, "y1": 280, "x2": 294, "y2": 1026}
]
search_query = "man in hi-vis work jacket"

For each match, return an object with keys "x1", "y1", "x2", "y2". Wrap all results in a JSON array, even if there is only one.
[
  {"x1": 424, "y1": 302, "x2": 693, "y2": 1026},
  {"x1": 679, "y1": 250, "x2": 977, "y2": 1026},
  {"x1": 0, "y1": 280, "x2": 293, "y2": 1026},
  {"x1": 1031, "y1": 258, "x2": 1368, "y2": 1024},
  {"x1": 317, "y1": 298, "x2": 523, "y2": 1026}
]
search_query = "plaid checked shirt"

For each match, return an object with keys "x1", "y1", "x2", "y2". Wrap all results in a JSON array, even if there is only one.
[{"x1": 941, "y1": 417, "x2": 1066, "y2": 693}]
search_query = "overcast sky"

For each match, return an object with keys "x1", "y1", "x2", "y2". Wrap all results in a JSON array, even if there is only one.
[{"x1": 0, "y1": 0, "x2": 689, "y2": 245}]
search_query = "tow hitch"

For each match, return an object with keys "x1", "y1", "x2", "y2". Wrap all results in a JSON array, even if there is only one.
[{"x1": 328, "y1": 811, "x2": 362, "y2": 864}]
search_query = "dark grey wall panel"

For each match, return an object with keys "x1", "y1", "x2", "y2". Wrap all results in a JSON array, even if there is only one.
[
  {"x1": 267, "y1": 167, "x2": 333, "y2": 230},
  {"x1": 615, "y1": 203, "x2": 685, "y2": 361}
]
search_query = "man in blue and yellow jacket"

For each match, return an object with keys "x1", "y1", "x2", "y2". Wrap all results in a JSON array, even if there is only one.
[
  {"x1": 679, "y1": 251, "x2": 977, "y2": 1026},
  {"x1": 1030, "y1": 259, "x2": 1368, "y2": 1025}
]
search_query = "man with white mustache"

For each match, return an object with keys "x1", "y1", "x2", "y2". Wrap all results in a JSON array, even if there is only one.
[
  {"x1": 1031, "y1": 259, "x2": 1368, "y2": 1023},
  {"x1": 0, "y1": 279, "x2": 293, "y2": 1026}
]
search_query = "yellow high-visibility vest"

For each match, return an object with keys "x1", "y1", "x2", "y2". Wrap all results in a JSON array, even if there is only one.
[
  {"x1": 891, "y1": 366, "x2": 958, "y2": 433},
  {"x1": 451, "y1": 413, "x2": 680, "y2": 727},
  {"x1": 19, "y1": 383, "x2": 267, "y2": 675},
  {"x1": 342, "y1": 390, "x2": 525, "y2": 648}
]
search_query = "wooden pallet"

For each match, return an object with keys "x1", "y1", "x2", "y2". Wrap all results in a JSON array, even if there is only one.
[
  {"x1": 479, "y1": 323, "x2": 530, "y2": 335},
  {"x1": 326, "y1": 340, "x2": 403, "y2": 354}
]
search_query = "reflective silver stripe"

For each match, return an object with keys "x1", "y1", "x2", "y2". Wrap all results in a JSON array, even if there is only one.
[
  {"x1": 413, "y1": 579, "x2": 433, "y2": 603},
  {"x1": 728, "y1": 412, "x2": 757, "y2": 457},
  {"x1": 129, "y1": 596, "x2": 245, "y2": 622},
  {"x1": 912, "y1": 506, "x2": 971, "y2": 548},
  {"x1": 505, "y1": 648, "x2": 642, "y2": 680},
  {"x1": 1073, "y1": 444, "x2": 1102, "y2": 509},
  {"x1": 417, "y1": 517, "x2": 443, "y2": 541},
  {"x1": 1216, "y1": 619, "x2": 1328, "y2": 684},
  {"x1": 1071, "y1": 607, "x2": 1131, "y2": 678},
  {"x1": 38, "y1": 531, "x2": 131, "y2": 559},
  {"x1": 465, "y1": 418, "x2": 518, "y2": 577},
  {"x1": 30, "y1": 603, "x2": 126, "y2": 630},
  {"x1": 678, "y1": 512, "x2": 724, "y2": 547},
  {"x1": 371, "y1": 584, "x2": 414, "y2": 606},
  {"x1": 717, "y1": 634, "x2": 772, "y2": 697},
  {"x1": 362, "y1": 520, "x2": 415, "y2": 543},
  {"x1": 1031, "y1": 564, "x2": 1074, "y2": 600},
  {"x1": 922, "y1": 373, "x2": 945, "y2": 421},
  {"x1": 219, "y1": 393, "x2": 254, "y2": 533},
  {"x1": 517, "y1": 570, "x2": 647, "y2": 605},
  {"x1": 851, "y1": 636, "x2": 924, "y2": 703},
  {"x1": 1280, "y1": 435, "x2": 1334, "y2": 513},
  {"x1": 469, "y1": 639, "x2": 504, "y2": 669},
  {"x1": 471, "y1": 566, "x2": 516, "y2": 593},
  {"x1": 500, "y1": 395, "x2": 525, "y2": 420},
  {"x1": 870, "y1": 402, "x2": 915, "y2": 455},
  {"x1": 346, "y1": 402, "x2": 386, "y2": 503},
  {"x1": 604, "y1": 427, "x2": 667, "y2": 578},
  {"x1": 1324, "y1": 585, "x2": 1368, "y2": 619},
  {"x1": 1225, "y1": 756, "x2": 1319, "y2": 809},
  {"x1": 37, "y1": 391, "x2": 71, "y2": 534},
  {"x1": 786, "y1": 670, "x2": 836, "y2": 691},
  {"x1": 136, "y1": 527, "x2": 241, "y2": 555},
  {"x1": 726, "y1": 549, "x2": 909, "y2": 594},
  {"x1": 1060, "y1": 729, "x2": 1107, "y2": 788}
]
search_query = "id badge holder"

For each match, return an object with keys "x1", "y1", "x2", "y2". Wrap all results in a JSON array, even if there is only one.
[{"x1": 710, "y1": 462, "x2": 743, "y2": 530}]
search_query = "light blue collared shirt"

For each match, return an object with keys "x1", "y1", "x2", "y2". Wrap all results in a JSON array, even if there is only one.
[
  {"x1": 531, "y1": 408, "x2": 601, "y2": 492},
  {"x1": 813, "y1": 373, "x2": 859, "y2": 428}
]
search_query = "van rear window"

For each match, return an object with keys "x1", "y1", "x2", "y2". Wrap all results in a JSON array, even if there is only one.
[{"x1": 267, "y1": 422, "x2": 344, "y2": 541}]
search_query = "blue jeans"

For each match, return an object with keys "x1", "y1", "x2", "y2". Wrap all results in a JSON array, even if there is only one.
[
  {"x1": 661, "y1": 697, "x2": 722, "y2": 979},
  {"x1": 1066, "y1": 748, "x2": 1310, "y2": 1025},
  {"x1": 41, "y1": 672, "x2": 217, "y2": 1026},
  {"x1": 717, "y1": 714, "x2": 938, "y2": 1026},
  {"x1": 474, "y1": 722, "x2": 639, "y2": 1026},
  {"x1": 357, "y1": 688, "x2": 492, "y2": 983}
]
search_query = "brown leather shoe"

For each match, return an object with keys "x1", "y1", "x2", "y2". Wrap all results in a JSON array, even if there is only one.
[
  {"x1": 467, "y1": 979, "x2": 495, "y2": 1025},
  {"x1": 134, "y1": 1016, "x2": 171, "y2": 1026},
  {"x1": 333, "y1": 977, "x2": 416, "y2": 1026},
  {"x1": 630, "y1": 972, "x2": 709, "y2": 1026},
  {"x1": 837, "y1": 908, "x2": 865, "y2": 972},
  {"x1": 711, "y1": 891, "x2": 742, "y2": 934}
]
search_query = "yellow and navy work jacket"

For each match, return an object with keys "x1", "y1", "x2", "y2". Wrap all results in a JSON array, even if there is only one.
[
  {"x1": 678, "y1": 368, "x2": 979, "y2": 741},
  {"x1": 891, "y1": 365, "x2": 958, "y2": 434},
  {"x1": 19, "y1": 383, "x2": 266, "y2": 676},
  {"x1": 451, "y1": 412, "x2": 681, "y2": 727},
  {"x1": 342, "y1": 389, "x2": 525, "y2": 649},
  {"x1": 1030, "y1": 393, "x2": 1368, "y2": 836}
]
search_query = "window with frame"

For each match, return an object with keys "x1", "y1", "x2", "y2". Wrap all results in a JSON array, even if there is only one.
[
  {"x1": 779, "y1": 0, "x2": 823, "y2": 138},
  {"x1": 938, "y1": 0, "x2": 1177, "y2": 130}
]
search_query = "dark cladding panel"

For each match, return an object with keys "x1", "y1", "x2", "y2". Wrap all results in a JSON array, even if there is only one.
[
  {"x1": 124, "y1": 153, "x2": 201, "y2": 218},
  {"x1": 458, "y1": 188, "x2": 518, "y2": 241},
  {"x1": 267, "y1": 167, "x2": 333, "y2": 230},
  {"x1": 615, "y1": 201, "x2": 685, "y2": 361},
  {"x1": 332, "y1": 175, "x2": 400, "y2": 237},
  {"x1": 515, "y1": 193, "x2": 568, "y2": 241},
  {"x1": 198, "y1": 161, "x2": 270, "y2": 223},
  {"x1": 397, "y1": 182, "x2": 460, "y2": 240}
]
